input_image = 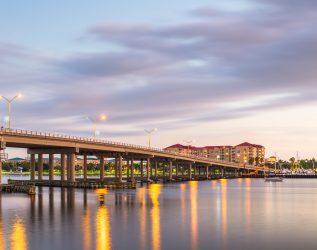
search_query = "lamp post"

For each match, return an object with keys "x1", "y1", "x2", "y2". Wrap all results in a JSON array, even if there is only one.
[
  {"x1": 86, "y1": 114, "x2": 107, "y2": 139},
  {"x1": 144, "y1": 128, "x2": 158, "y2": 148},
  {"x1": 0, "y1": 94, "x2": 22, "y2": 129}
]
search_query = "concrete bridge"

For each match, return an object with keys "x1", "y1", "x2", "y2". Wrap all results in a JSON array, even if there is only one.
[{"x1": 0, "y1": 128, "x2": 265, "y2": 186}]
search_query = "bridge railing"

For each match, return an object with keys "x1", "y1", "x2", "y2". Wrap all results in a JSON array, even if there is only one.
[{"x1": 1, "y1": 128, "x2": 260, "y2": 169}]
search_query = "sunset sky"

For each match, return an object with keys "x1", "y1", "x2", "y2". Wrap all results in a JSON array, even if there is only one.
[{"x1": 1, "y1": 0, "x2": 317, "y2": 159}]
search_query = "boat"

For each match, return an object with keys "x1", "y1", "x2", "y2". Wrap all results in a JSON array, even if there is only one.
[{"x1": 265, "y1": 154, "x2": 283, "y2": 182}]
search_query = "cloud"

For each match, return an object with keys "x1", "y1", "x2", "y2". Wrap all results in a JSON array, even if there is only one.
[{"x1": 1, "y1": 1, "x2": 317, "y2": 141}]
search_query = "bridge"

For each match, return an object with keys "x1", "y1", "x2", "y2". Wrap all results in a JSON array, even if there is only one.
[{"x1": 0, "y1": 128, "x2": 265, "y2": 187}]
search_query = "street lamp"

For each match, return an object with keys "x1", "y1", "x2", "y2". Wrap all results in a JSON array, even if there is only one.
[
  {"x1": 144, "y1": 128, "x2": 158, "y2": 147},
  {"x1": 86, "y1": 114, "x2": 107, "y2": 139},
  {"x1": 0, "y1": 93, "x2": 22, "y2": 129}
]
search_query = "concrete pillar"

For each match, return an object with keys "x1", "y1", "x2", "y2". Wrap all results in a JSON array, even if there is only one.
[
  {"x1": 30, "y1": 154, "x2": 36, "y2": 181},
  {"x1": 0, "y1": 159, "x2": 2, "y2": 185},
  {"x1": 176, "y1": 163, "x2": 179, "y2": 176},
  {"x1": 181, "y1": 165, "x2": 185, "y2": 176},
  {"x1": 189, "y1": 162, "x2": 192, "y2": 179},
  {"x1": 118, "y1": 155, "x2": 123, "y2": 183},
  {"x1": 155, "y1": 161, "x2": 158, "y2": 178},
  {"x1": 38, "y1": 154, "x2": 43, "y2": 181},
  {"x1": 169, "y1": 160, "x2": 173, "y2": 180},
  {"x1": 127, "y1": 159, "x2": 130, "y2": 178},
  {"x1": 68, "y1": 153, "x2": 76, "y2": 182},
  {"x1": 140, "y1": 160, "x2": 144, "y2": 177},
  {"x1": 150, "y1": 161, "x2": 153, "y2": 177},
  {"x1": 221, "y1": 167, "x2": 225, "y2": 178},
  {"x1": 67, "y1": 154, "x2": 71, "y2": 180},
  {"x1": 115, "y1": 157, "x2": 118, "y2": 179},
  {"x1": 100, "y1": 155, "x2": 104, "y2": 181},
  {"x1": 206, "y1": 165, "x2": 209, "y2": 179},
  {"x1": 163, "y1": 163, "x2": 166, "y2": 177},
  {"x1": 199, "y1": 167, "x2": 201, "y2": 176},
  {"x1": 146, "y1": 158, "x2": 150, "y2": 181},
  {"x1": 193, "y1": 166, "x2": 196, "y2": 177},
  {"x1": 130, "y1": 158, "x2": 134, "y2": 181},
  {"x1": 83, "y1": 154, "x2": 87, "y2": 181},
  {"x1": 61, "y1": 154, "x2": 66, "y2": 181},
  {"x1": 49, "y1": 153, "x2": 54, "y2": 181}
]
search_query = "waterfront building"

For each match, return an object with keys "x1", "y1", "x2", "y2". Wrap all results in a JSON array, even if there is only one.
[{"x1": 165, "y1": 142, "x2": 265, "y2": 165}]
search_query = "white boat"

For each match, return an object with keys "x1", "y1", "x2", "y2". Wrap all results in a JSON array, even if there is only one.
[
  {"x1": 265, "y1": 153, "x2": 283, "y2": 182},
  {"x1": 265, "y1": 176, "x2": 283, "y2": 182}
]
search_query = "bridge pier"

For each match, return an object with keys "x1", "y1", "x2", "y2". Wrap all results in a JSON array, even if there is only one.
[
  {"x1": 130, "y1": 158, "x2": 135, "y2": 182},
  {"x1": 83, "y1": 154, "x2": 87, "y2": 181},
  {"x1": 163, "y1": 162, "x2": 166, "y2": 178},
  {"x1": 221, "y1": 167, "x2": 225, "y2": 178},
  {"x1": 69, "y1": 153, "x2": 76, "y2": 182},
  {"x1": 118, "y1": 155, "x2": 123, "y2": 182},
  {"x1": 154, "y1": 161, "x2": 158, "y2": 179},
  {"x1": 146, "y1": 158, "x2": 150, "y2": 181},
  {"x1": 169, "y1": 160, "x2": 173, "y2": 181},
  {"x1": 61, "y1": 154, "x2": 66, "y2": 181},
  {"x1": 189, "y1": 162, "x2": 192, "y2": 179},
  {"x1": 181, "y1": 165, "x2": 184, "y2": 176},
  {"x1": 30, "y1": 154, "x2": 35, "y2": 181},
  {"x1": 206, "y1": 165, "x2": 209, "y2": 179},
  {"x1": 49, "y1": 153, "x2": 54, "y2": 181},
  {"x1": 140, "y1": 160, "x2": 144, "y2": 178},
  {"x1": 115, "y1": 158, "x2": 118, "y2": 179},
  {"x1": 176, "y1": 162, "x2": 179, "y2": 177},
  {"x1": 100, "y1": 155, "x2": 105, "y2": 181},
  {"x1": 38, "y1": 154, "x2": 43, "y2": 180}
]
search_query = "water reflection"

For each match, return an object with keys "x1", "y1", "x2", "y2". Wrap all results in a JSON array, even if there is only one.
[
  {"x1": 149, "y1": 184, "x2": 161, "y2": 250},
  {"x1": 220, "y1": 179, "x2": 228, "y2": 247},
  {"x1": 139, "y1": 187, "x2": 147, "y2": 250},
  {"x1": 10, "y1": 216, "x2": 28, "y2": 250},
  {"x1": 189, "y1": 181, "x2": 198, "y2": 250},
  {"x1": 95, "y1": 189, "x2": 112, "y2": 250},
  {"x1": 0, "y1": 194, "x2": 5, "y2": 250}
]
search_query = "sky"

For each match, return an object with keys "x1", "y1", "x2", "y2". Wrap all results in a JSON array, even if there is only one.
[{"x1": 0, "y1": 0, "x2": 317, "y2": 160}]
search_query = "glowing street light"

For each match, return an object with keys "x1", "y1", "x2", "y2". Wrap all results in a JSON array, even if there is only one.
[
  {"x1": 0, "y1": 93, "x2": 22, "y2": 129},
  {"x1": 144, "y1": 128, "x2": 158, "y2": 148},
  {"x1": 86, "y1": 114, "x2": 107, "y2": 139}
]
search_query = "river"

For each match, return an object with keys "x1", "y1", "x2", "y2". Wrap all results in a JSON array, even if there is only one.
[{"x1": 0, "y1": 177, "x2": 317, "y2": 249}]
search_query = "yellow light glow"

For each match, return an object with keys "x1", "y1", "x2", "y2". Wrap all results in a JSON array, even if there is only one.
[
  {"x1": 10, "y1": 216, "x2": 28, "y2": 250},
  {"x1": 83, "y1": 209, "x2": 92, "y2": 250},
  {"x1": 96, "y1": 205, "x2": 112, "y2": 250},
  {"x1": 100, "y1": 115, "x2": 107, "y2": 121},
  {"x1": 189, "y1": 181, "x2": 198, "y2": 250},
  {"x1": 17, "y1": 93, "x2": 22, "y2": 98},
  {"x1": 149, "y1": 184, "x2": 161, "y2": 250}
]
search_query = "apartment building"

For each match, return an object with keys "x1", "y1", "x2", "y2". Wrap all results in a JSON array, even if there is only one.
[{"x1": 165, "y1": 142, "x2": 265, "y2": 165}]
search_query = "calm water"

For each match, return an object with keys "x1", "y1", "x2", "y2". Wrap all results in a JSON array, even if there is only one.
[{"x1": 1, "y1": 177, "x2": 317, "y2": 250}]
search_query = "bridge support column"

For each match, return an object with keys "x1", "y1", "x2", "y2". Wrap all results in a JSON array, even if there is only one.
[
  {"x1": 67, "y1": 154, "x2": 71, "y2": 180},
  {"x1": 176, "y1": 163, "x2": 179, "y2": 177},
  {"x1": 206, "y1": 165, "x2": 209, "y2": 179},
  {"x1": 181, "y1": 165, "x2": 185, "y2": 176},
  {"x1": 30, "y1": 154, "x2": 35, "y2": 181},
  {"x1": 127, "y1": 159, "x2": 130, "y2": 178},
  {"x1": 100, "y1": 155, "x2": 104, "y2": 181},
  {"x1": 115, "y1": 158, "x2": 118, "y2": 179},
  {"x1": 198, "y1": 167, "x2": 201, "y2": 176},
  {"x1": 140, "y1": 160, "x2": 144, "y2": 178},
  {"x1": 38, "y1": 154, "x2": 43, "y2": 180},
  {"x1": 162, "y1": 163, "x2": 166, "y2": 178},
  {"x1": 130, "y1": 158, "x2": 135, "y2": 182},
  {"x1": 169, "y1": 160, "x2": 173, "y2": 181},
  {"x1": 146, "y1": 158, "x2": 150, "y2": 181},
  {"x1": 49, "y1": 153, "x2": 54, "y2": 181},
  {"x1": 61, "y1": 154, "x2": 66, "y2": 181},
  {"x1": 154, "y1": 161, "x2": 158, "y2": 179},
  {"x1": 221, "y1": 167, "x2": 225, "y2": 178},
  {"x1": 193, "y1": 166, "x2": 196, "y2": 178},
  {"x1": 118, "y1": 155, "x2": 123, "y2": 183},
  {"x1": 69, "y1": 153, "x2": 76, "y2": 182},
  {"x1": 189, "y1": 163, "x2": 192, "y2": 179},
  {"x1": 83, "y1": 154, "x2": 87, "y2": 181}
]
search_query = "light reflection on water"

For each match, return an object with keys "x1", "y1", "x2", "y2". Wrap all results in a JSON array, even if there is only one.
[{"x1": 1, "y1": 178, "x2": 317, "y2": 249}]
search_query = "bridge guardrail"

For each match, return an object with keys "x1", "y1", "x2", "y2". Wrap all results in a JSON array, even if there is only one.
[{"x1": 0, "y1": 128, "x2": 263, "y2": 170}]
